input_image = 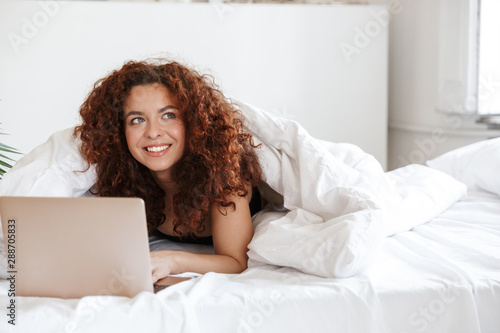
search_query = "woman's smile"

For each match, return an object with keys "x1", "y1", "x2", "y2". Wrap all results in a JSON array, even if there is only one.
[{"x1": 145, "y1": 144, "x2": 171, "y2": 153}]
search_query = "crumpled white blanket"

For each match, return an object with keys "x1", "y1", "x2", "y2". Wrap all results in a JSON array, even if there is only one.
[
  {"x1": 234, "y1": 99, "x2": 466, "y2": 277},
  {"x1": 0, "y1": 99, "x2": 467, "y2": 278}
]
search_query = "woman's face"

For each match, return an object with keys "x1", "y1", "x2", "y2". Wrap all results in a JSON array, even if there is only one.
[{"x1": 123, "y1": 83, "x2": 185, "y2": 182}]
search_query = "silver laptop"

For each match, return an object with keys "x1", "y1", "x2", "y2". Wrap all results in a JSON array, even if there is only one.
[{"x1": 0, "y1": 196, "x2": 166, "y2": 299}]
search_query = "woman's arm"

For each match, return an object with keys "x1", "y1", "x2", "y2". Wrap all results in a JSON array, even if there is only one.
[{"x1": 150, "y1": 191, "x2": 253, "y2": 282}]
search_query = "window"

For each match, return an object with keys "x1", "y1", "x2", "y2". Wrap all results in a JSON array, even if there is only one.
[
  {"x1": 478, "y1": 0, "x2": 500, "y2": 115},
  {"x1": 436, "y1": 0, "x2": 499, "y2": 121},
  {"x1": 436, "y1": 0, "x2": 479, "y2": 114}
]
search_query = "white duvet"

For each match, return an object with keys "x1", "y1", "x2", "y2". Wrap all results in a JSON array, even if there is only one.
[
  {"x1": 1, "y1": 191, "x2": 499, "y2": 333},
  {"x1": 0, "y1": 99, "x2": 467, "y2": 278}
]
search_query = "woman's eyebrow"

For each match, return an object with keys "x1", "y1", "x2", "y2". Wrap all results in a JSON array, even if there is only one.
[
  {"x1": 159, "y1": 105, "x2": 178, "y2": 112},
  {"x1": 124, "y1": 110, "x2": 143, "y2": 119},
  {"x1": 124, "y1": 105, "x2": 177, "y2": 118}
]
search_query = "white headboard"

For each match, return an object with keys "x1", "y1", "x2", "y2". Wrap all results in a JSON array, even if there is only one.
[{"x1": 0, "y1": 1, "x2": 388, "y2": 168}]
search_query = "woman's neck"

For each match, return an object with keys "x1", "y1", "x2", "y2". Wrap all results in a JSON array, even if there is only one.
[{"x1": 152, "y1": 171, "x2": 177, "y2": 193}]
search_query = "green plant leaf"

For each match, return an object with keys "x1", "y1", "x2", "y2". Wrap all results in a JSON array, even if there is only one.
[
  {"x1": 0, "y1": 159, "x2": 13, "y2": 168},
  {"x1": 0, "y1": 143, "x2": 21, "y2": 154},
  {"x1": 0, "y1": 152, "x2": 16, "y2": 162},
  {"x1": 0, "y1": 124, "x2": 22, "y2": 179}
]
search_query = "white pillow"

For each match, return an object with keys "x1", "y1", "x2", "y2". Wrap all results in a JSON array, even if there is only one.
[
  {"x1": 426, "y1": 137, "x2": 500, "y2": 197},
  {"x1": 0, "y1": 127, "x2": 96, "y2": 197}
]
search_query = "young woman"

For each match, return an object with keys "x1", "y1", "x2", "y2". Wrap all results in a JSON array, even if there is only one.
[{"x1": 74, "y1": 60, "x2": 262, "y2": 282}]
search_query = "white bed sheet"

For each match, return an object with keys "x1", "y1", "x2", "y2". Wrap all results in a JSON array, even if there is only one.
[{"x1": 0, "y1": 190, "x2": 499, "y2": 333}]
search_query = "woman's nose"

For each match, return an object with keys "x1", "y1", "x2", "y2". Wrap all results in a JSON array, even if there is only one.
[{"x1": 145, "y1": 121, "x2": 164, "y2": 139}]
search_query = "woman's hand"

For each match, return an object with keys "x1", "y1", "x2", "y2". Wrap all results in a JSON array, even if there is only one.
[{"x1": 150, "y1": 250, "x2": 179, "y2": 283}]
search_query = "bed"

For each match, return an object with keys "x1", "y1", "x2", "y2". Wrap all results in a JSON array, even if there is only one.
[
  {"x1": 1, "y1": 1, "x2": 500, "y2": 332},
  {"x1": 0, "y1": 99, "x2": 499, "y2": 333},
  {"x1": 0, "y1": 195, "x2": 499, "y2": 333}
]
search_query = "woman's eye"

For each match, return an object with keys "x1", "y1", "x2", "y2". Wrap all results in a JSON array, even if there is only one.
[
  {"x1": 131, "y1": 117, "x2": 145, "y2": 124},
  {"x1": 163, "y1": 112, "x2": 175, "y2": 120}
]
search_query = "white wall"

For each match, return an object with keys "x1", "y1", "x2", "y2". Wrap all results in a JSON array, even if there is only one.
[
  {"x1": 388, "y1": 0, "x2": 500, "y2": 170},
  {"x1": 9, "y1": 0, "x2": 491, "y2": 174},
  {"x1": 0, "y1": 1, "x2": 388, "y2": 169}
]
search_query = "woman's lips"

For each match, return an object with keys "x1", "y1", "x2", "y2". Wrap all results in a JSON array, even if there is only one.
[
  {"x1": 144, "y1": 144, "x2": 171, "y2": 153},
  {"x1": 143, "y1": 144, "x2": 171, "y2": 155}
]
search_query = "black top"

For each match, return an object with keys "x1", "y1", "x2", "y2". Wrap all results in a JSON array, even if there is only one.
[
  {"x1": 154, "y1": 187, "x2": 262, "y2": 246},
  {"x1": 157, "y1": 232, "x2": 214, "y2": 246}
]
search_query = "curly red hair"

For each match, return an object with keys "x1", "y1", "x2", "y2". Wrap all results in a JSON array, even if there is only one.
[{"x1": 74, "y1": 59, "x2": 262, "y2": 236}]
